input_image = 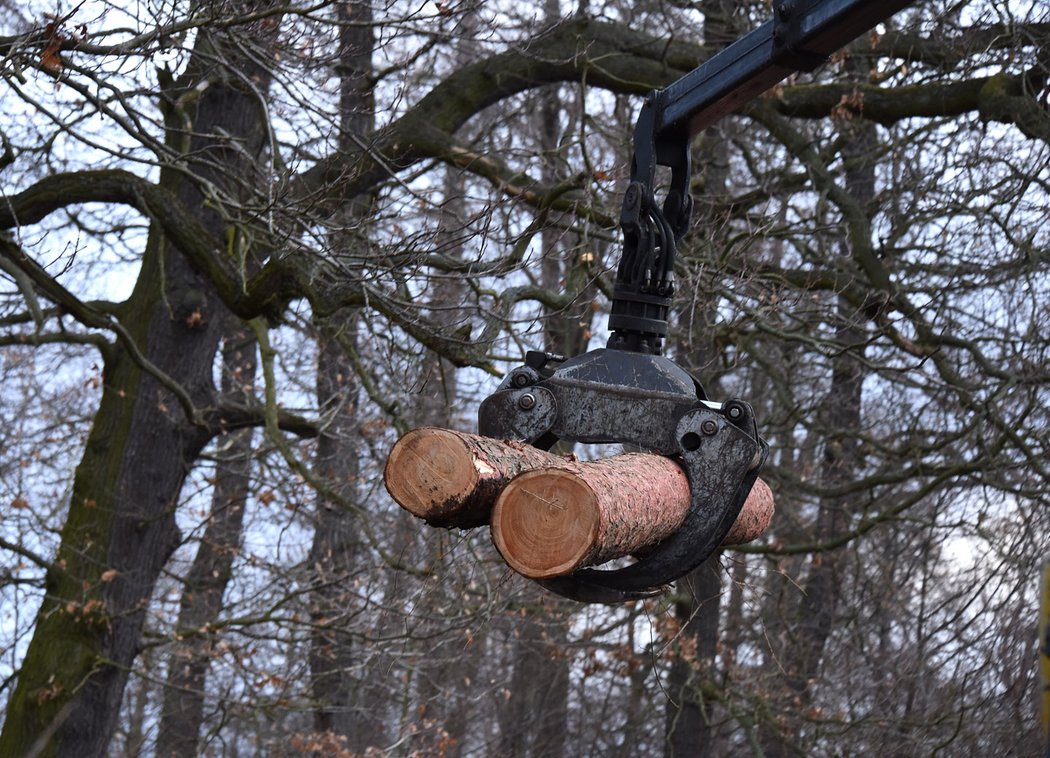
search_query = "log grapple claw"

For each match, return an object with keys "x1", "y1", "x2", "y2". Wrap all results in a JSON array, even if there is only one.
[{"x1": 479, "y1": 348, "x2": 767, "y2": 603}]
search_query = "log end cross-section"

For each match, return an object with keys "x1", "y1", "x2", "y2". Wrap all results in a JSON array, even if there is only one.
[
  {"x1": 383, "y1": 427, "x2": 572, "y2": 529},
  {"x1": 491, "y1": 455, "x2": 692, "y2": 579},
  {"x1": 489, "y1": 469, "x2": 604, "y2": 579}
]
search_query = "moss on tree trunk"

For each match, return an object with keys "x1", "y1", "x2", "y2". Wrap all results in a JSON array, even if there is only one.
[{"x1": 0, "y1": 21, "x2": 274, "y2": 756}]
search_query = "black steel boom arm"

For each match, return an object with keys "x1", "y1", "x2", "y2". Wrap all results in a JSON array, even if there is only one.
[
  {"x1": 608, "y1": 0, "x2": 915, "y2": 354},
  {"x1": 658, "y1": 0, "x2": 914, "y2": 140}
]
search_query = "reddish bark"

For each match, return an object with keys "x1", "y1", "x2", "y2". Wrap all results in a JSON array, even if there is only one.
[
  {"x1": 385, "y1": 428, "x2": 774, "y2": 576},
  {"x1": 724, "y1": 478, "x2": 774, "y2": 545},
  {"x1": 491, "y1": 455, "x2": 774, "y2": 579},
  {"x1": 491, "y1": 454, "x2": 690, "y2": 578}
]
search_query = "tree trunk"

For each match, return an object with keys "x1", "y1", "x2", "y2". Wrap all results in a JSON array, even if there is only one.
[
  {"x1": 494, "y1": 598, "x2": 570, "y2": 758},
  {"x1": 494, "y1": 11, "x2": 579, "y2": 749},
  {"x1": 157, "y1": 327, "x2": 257, "y2": 758},
  {"x1": 663, "y1": 2, "x2": 742, "y2": 750},
  {"x1": 307, "y1": 2, "x2": 380, "y2": 750},
  {"x1": 121, "y1": 649, "x2": 151, "y2": 758},
  {"x1": 405, "y1": 14, "x2": 491, "y2": 747},
  {"x1": 1040, "y1": 558, "x2": 1050, "y2": 754},
  {"x1": 0, "y1": 20, "x2": 275, "y2": 757},
  {"x1": 309, "y1": 314, "x2": 377, "y2": 747},
  {"x1": 664, "y1": 556, "x2": 722, "y2": 758},
  {"x1": 759, "y1": 64, "x2": 877, "y2": 758}
]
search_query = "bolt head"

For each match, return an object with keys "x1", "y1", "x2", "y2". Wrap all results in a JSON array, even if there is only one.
[
  {"x1": 701, "y1": 419, "x2": 718, "y2": 435},
  {"x1": 518, "y1": 393, "x2": 536, "y2": 410}
]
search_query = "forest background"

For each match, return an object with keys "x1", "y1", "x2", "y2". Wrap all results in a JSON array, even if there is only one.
[{"x1": 0, "y1": 0, "x2": 1048, "y2": 755}]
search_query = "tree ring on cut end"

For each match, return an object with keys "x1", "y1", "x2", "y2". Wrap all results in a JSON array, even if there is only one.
[
  {"x1": 491, "y1": 469, "x2": 600, "y2": 579},
  {"x1": 384, "y1": 429, "x2": 476, "y2": 518}
]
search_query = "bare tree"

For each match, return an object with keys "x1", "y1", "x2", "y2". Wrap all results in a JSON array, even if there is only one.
[
  {"x1": 0, "y1": 2, "x2": 1047, "y2": 755},
  {"x1": 158, "y1": 327, "x2": 257, "y2": 757}
]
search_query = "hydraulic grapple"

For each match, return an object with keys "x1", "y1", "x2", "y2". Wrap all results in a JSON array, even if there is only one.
[{"x1": 478, "y1": 0, "x2": 913, "y2": 602}]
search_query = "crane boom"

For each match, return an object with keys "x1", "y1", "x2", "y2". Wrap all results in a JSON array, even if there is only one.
[
  {"x1": 658, "y1": 0, "x2": 915, "y2": 140},
  {"x1": 609, "y1": 0, "x2": 915, "y2": 354}
]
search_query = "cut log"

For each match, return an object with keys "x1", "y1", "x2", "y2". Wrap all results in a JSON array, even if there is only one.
[
  {"x1": 491, "y1": 456, "x2": 774, "y2": 580},
  {"x1": 384, "y1": 428, "x2": 775, "y2": 574},
  {"x1": 724, "y1": 477, "x2": 774, "y2": 546},
  {"x1": 383, "y1": 427, "x2": 574, "y2": 528}
]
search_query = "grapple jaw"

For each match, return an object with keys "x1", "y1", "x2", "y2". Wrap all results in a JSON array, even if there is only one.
[{"x1": 479, "y1": 348, "x2": 767, "y2": 604}]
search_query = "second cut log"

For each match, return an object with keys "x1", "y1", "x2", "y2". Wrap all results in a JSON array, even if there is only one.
[{"x1": 491, "y1": 455, "x2": 774, "y2": 579}]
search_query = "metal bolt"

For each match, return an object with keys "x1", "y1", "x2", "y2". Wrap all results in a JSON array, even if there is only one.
[
  {"x1": 511, "y1": 372, "x2": 530, "y2": 388},
  {"x1": 727, "y1": 405, "x2": 743, "y2": 421},
  {"x1": 518, "y1": 393, "x2": 536, "y2": 411},
  {"x1": 701, "y1": 419, "x2": 718, "y2": 435}
]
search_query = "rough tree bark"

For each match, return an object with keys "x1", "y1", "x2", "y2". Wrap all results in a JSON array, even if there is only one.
[
  {"x1": 759, "y1": 60, "x2": 877, "y2": 758},
  {"x1": 491, "y1": 456, "x2": 773, "y2": 578},
  {"x1": 157, "y1": 327, "x2": 257, "y2": 757},
  {"x1": 306, "y1": 2, "x2": 381, "y2": 751},
  {"x1": 0, "y1": 19, "x2": 276, "y2": 757}
]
